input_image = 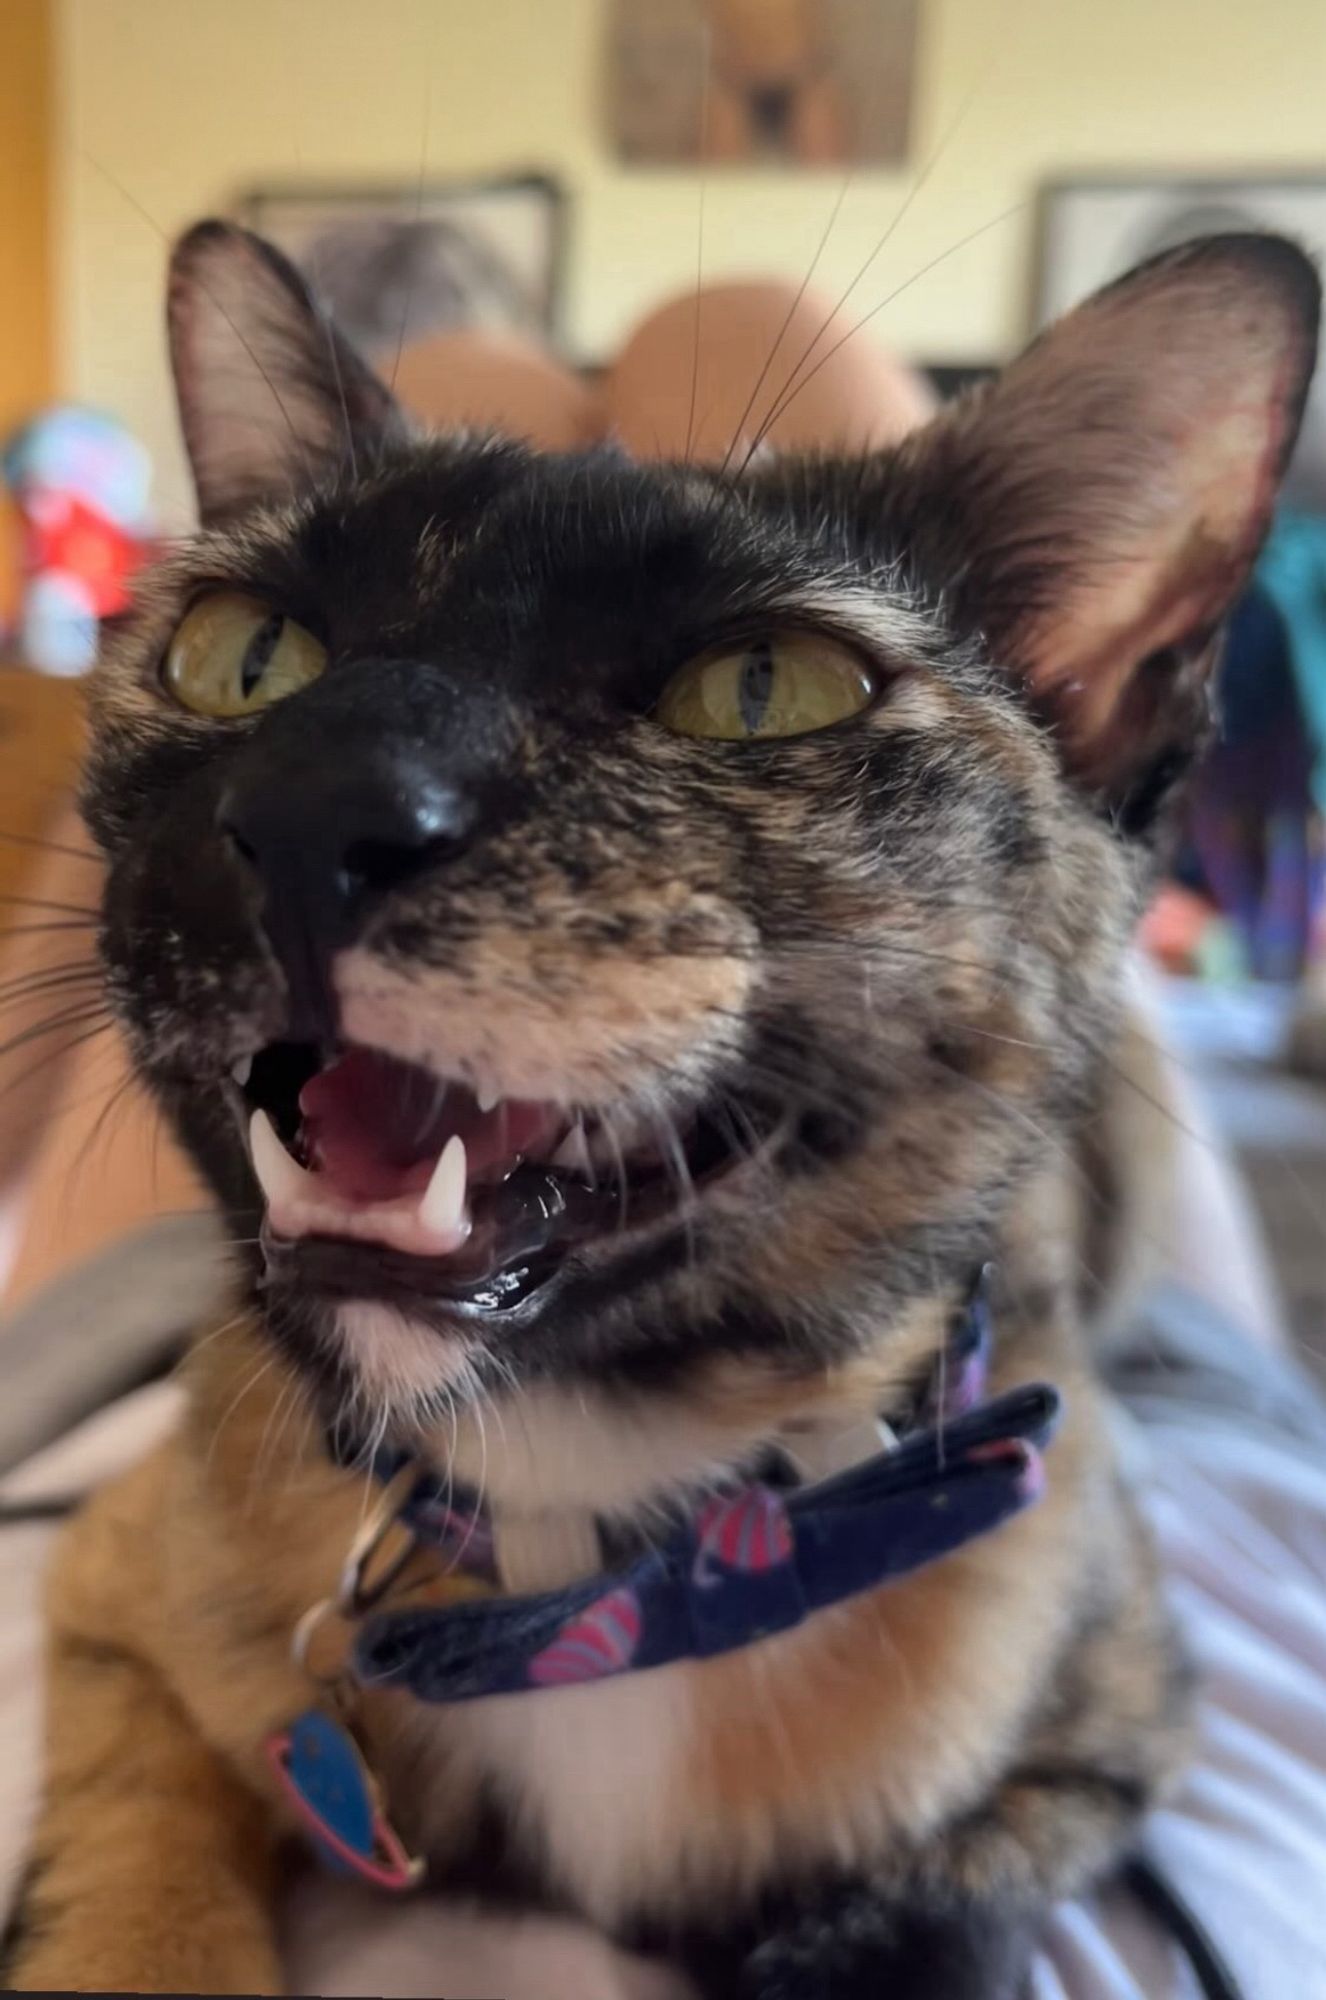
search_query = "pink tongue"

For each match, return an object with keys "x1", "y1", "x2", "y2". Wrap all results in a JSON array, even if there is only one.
[{"x1": 298, "y1": 1048, "x2": 557, "y2": 1203}]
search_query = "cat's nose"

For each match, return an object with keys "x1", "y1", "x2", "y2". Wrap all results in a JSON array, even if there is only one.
[{"x1": 216, "y1": 756, "x2": 476, "y2": 1028}]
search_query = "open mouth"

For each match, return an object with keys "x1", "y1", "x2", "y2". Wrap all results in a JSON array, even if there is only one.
[{"x1": 235, "y1": 1041, "x2": 757, "y2": 1312}]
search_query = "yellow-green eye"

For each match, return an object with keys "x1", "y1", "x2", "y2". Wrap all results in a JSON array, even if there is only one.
[
  {"x1": 656, "y1": 634, "x2": 875, "y2": 741},
  {"x1": 163, "y1": 592, "x2": 326, "y2": 718}
]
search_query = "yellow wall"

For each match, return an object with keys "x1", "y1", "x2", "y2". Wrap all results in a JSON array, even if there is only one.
[
  {"x1": 1, "y1": 0, "x2": 54, "y2": 619},
  {"x1": 57, "y1": 0, "x2": 1326, "y2": 525}
]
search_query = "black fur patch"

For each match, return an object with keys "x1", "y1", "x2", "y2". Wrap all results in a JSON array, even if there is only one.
[{"x1": 633, "y1": 1874, "x2": 1035, "y2": 2000}]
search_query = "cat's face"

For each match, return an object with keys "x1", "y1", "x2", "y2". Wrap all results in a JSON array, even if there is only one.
[{"x1": 87, "y1": 224, "x2": 1316, "y2": 1436}]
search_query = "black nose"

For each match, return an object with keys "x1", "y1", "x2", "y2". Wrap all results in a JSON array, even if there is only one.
[{"x1": 217, "y1": 753, "x2": 475, "y2": 1034}]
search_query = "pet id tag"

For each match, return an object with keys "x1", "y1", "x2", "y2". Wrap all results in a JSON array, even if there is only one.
[{"x1": 266, "y1": 1707, "x2": 423, "y2": 1892}]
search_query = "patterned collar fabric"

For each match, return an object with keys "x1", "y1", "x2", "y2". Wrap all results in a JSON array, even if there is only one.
[{"x1": 338, "y1": 1272, "x2": 1062, "y2": 1705}]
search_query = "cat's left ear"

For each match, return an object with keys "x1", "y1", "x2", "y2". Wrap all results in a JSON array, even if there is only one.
[
  {"x1": 168, "y1": 220, "x2": 404, "y2": 525},
  {"x1": 899, "y1": 233, "x2": 1319, "y2": 817}
]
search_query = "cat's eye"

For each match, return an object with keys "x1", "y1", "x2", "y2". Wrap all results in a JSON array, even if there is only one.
[
  {"x1": 162, "y1": 592, "x2": 327, "y2": 718},
  {"x1": 656, "y1": 634, "x2": 875, "y2": 742}
]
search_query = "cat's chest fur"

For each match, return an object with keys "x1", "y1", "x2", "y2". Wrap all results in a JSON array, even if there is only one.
[
  {"x1": 362, "y1": 1311, "x2": 1105, "y2": 1930},
  {"x1": 384, "y1": 1658, "x2": 699, "y2": 1922}
]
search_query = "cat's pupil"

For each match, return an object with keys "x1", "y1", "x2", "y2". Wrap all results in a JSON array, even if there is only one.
[
  {"x1": 737, "y1": 641, "x2": 776, "y2": 734},
  {"x1": 240, "y1": 614, "x2": 285, "y2": 697}
]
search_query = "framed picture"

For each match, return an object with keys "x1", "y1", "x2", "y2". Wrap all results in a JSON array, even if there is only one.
[
  {"x1": 606, "y1": 0, "x2": 918, "y2": 168},
  {"x1": 1033, "y1": 175, "x2": 1326, "y2": 507},
  {"x1": 241, "y1": 176, "x2": 566, "y2": 364}
]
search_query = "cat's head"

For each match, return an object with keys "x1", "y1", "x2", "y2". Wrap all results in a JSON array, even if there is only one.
[{"x1": 88, "y1": 222, "x2": 1316, "y2": 1452}]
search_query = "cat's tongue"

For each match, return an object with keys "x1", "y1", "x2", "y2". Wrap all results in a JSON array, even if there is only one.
[{"x1": 299, "y1": 1048, "x2": 557, "y2": 1203}]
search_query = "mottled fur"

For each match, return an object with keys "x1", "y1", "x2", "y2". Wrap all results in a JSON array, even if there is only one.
[{"x1": 7, "y1": 224, "x2": 1317, "y2": 1995}]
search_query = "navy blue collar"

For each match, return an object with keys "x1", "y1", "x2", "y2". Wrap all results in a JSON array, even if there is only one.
[
  {"x1": 328, "y1": 1269, "x2": 1061, "y2": 1705},
  {"x1": 352, "y1": 1379, "x2": 1058, "y2": 1702},
  {"x1": 271, "y1": 1270, "x2": 1059, "y2": 1888}
]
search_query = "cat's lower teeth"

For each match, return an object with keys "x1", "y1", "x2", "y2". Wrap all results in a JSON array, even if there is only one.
[
  {"x1": 243, "y1": 1039, "x2": 746, "y2": 1297},
  {"x1": 249, "y1": 1108, "x2": 473, "y2": 1258},
  {"x1": 248, "y1": 1097, "x2": 611, "y2": 1269}
]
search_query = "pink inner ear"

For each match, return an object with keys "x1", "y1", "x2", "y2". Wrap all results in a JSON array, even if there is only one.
[
  {"x1": 958, "y1": 239, "x2": 1319, "y2": 789},
  {"x1": 1029, "y1": 366, "x2": 1296, "y2": 727}
]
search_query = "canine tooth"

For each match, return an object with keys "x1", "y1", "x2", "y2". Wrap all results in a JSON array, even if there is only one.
[
  {"x1": 419, "y1": 1135, "x2": 469, "y2": 1238},
  {"x1": 476, "y1": 1079, "x2": 501, "y2": 1114},
  {"x1": 550, "y1": 1123, "x2": 593, "y2": 1179},
  {"x1": 249, "y1": 1108, "x2": 312, "y2": 1205},
  {"x1": 231, "y1": 1054, "x2": 253, "y2": 1087}
]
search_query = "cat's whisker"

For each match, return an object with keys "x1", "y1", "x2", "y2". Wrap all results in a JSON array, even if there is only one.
[
  {"x1": 0, "y1": 919, "x2": 100, "y2": 940},
  {"x1": 682, "y1": 14, "x2": 712, "y2": 467},
  {"x1": 0, "y1": 827, "x2": 97, "y2": 866},
  {"x1": 79, "y1": 149, "x2": 317, "y2": 487},
  {"x1": 721, "y1": 41, "x2": 997, "y2": 478},
  {"x1": 0, "y1": 964, "x2": 104, "y2": 1010},
  {"x1": 595, "y1": 1102, "x2": 635, "y2": 1238},
  {"x1": 387, "y1": 27, "x2": 438, "y2": 401},
  {"x1": 646, "y1": 1098, "x2": 701, "y2": 1270},
  {"x1": 0, "y1": 892, "x2": 101, "y2": 919},
  {"x1": 62, "y1": 1067, "x2": 145, "y2": 1204},
  {"x1": 714, "y1": 172, "x2": 854, "y2": 479},
  {"x1": 0, "y1": 1002, "x2": 114, "y2": 1073},
  {"x1": 277, "y1": 46, "x2": 361, "y2": 484},
  {"x1": 203, "y1": 1352, "x2": 282, "y2": 1473},
  {"x1": 0, "y1": 1066, "x2": 139, "y2": 1161},
  {"x1": 743, "y1": 201, "x2": 1026, "y2": 470}
]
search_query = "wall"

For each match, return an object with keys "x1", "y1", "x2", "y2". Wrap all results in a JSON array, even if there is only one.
[
  {"x1": 0, "y1": 0, "x2": 54, "y2": 620},
  {"x1": 57, "y1": 0, "x2": 1326, "y2": 525}
]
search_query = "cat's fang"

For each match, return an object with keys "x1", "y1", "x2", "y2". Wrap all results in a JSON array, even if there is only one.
[
  {"x1": 419, "y1": 1135, "x2": 469, "y2": 1240},
  {"x1": 249, "y1": 1107, "x2": 315, "y2": 1205}
]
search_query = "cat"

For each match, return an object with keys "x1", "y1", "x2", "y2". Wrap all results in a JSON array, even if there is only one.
[{"x1": 3, "y1": 219, "x2": 1317, "y2": 1999}]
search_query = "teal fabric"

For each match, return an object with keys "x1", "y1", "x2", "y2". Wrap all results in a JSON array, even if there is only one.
[{"x1": 1256, "y1": 509, "x2": 1326, "y2": 810}]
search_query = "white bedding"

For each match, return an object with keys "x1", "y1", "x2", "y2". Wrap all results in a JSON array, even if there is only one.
[{"x1": 3, "y1": 1295, "x2": 1325, "y2": 1999}]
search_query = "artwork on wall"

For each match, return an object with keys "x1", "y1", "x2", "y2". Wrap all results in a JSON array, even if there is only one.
[
  {"x1": 1033, "y1": 175, "x2": 1326, "y2": 508},
  {"x1": 606, "y1": 0, "x2": 918, "y2": 167},
  {"x1": 241, "y1": 177, "x2": 566, "y2": 364}
]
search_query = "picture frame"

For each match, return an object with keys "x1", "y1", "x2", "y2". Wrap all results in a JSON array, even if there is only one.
[
  {"x1": 240, "y1": 174, "x2": 567, "y2": 364},
  {"x1": 605, "y1": 0, "x2": 918, "y2": 169},
  {"x1": 1033, "y1": 174, "x2": 1326, "y2": 508}
]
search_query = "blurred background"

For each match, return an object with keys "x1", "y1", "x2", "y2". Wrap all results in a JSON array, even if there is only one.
[{"x1": 0, "y1": 0, "x2": 1324, "y2": 1438}]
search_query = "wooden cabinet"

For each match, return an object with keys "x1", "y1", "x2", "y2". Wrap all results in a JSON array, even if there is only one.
[
  {"x1": 0, "y1": 665, "x2": 203, "y2": 1310},
  {"x1": 0, "y1": 666, "x2": 85, "y2": 907},
  {"x1": 0, "y1": 665, "x2": 91, "y2": 1196}
]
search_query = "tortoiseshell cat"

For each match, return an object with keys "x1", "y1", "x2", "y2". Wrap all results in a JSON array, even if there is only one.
[{"x1": 5, "y1": 222, "x2": 1317, "y2": 1998}]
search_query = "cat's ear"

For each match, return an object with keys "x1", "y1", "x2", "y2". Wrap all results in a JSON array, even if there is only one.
[
  {"x1": 168, "y1": 220, "x2": 404, "y2": 525},
  {"x1": 903, "y1": 234, "x2": 1319, "y2": 815}
]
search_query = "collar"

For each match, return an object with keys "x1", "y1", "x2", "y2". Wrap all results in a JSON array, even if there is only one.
[
  {"x1": 271, "y1": 1268, "x2": 1059, "y2": 1887},
  {"x1": 325, "y1": 1263, "x2": 998, "y2": 1590},
  {"x1": 331, "y1": 1267, "x2": 1060, "y2": 1703}
]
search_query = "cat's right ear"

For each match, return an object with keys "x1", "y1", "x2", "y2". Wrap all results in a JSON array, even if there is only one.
[
  {"x1": 168, "y1": 220, "x2": 404, "y2": 526},
  {"x1": 892, "y1": 233, "x2": 1319, "y2": 820}
]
